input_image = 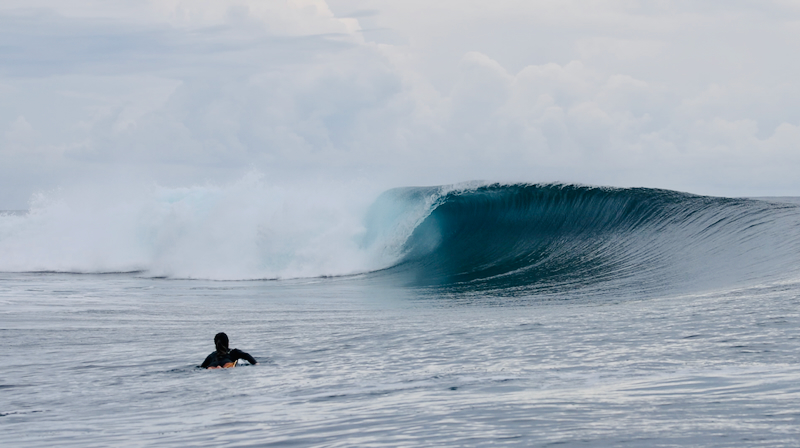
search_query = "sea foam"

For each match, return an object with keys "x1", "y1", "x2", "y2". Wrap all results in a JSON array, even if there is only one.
[{"x1": 0, "y1": 173, "x2": 388, "y2": 280}]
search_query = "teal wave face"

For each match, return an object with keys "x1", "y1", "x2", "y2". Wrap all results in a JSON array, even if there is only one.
[{"x1": 364, "y1": 184, "x2": 800, "y2": 295}]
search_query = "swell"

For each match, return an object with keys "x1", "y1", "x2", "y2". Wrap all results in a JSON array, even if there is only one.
[{"x1": 364, "y1": 183, "x2": 800, "y2": 295}]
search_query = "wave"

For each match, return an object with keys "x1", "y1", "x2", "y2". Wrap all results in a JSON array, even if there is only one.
[
  {"x1": 362, "y1": 183, "x2": 800, "y2": 295},
  {"x1": 2, "y1": 178, "x2": 799, "y2": 295}
]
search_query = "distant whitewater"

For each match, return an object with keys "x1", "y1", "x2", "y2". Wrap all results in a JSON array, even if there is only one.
[
  {"x1": 1, "y1": 180, "x2": 799, "y2": 297},
  {"x1": 0, "y1": 175, "x2": 377, "y2": 280}
]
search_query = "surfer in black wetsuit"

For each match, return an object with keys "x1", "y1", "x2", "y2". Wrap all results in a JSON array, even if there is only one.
[{"x1": 201, "y1": 332, "x2": 258, "y2": 369}]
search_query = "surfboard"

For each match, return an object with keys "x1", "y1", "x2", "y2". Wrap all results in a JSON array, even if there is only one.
[
  {"x1": 222, "y1": 360, "x2": 237, "y2": 369},
  {"x1": 207, "y1": 359, "x2": 237, "y2": 369}
]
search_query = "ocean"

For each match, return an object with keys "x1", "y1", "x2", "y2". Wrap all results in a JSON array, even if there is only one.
[{"x1": 2, "y1": 183, "x2": 800, "y2": 447}]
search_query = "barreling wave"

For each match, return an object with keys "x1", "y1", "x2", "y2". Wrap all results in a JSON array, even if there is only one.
[
  {"x1": 362, "y1": 183, "x2": 800, "y2": 296},
  {"x1": 2, "y1": 178, "x2": 799, "y2": 293}
]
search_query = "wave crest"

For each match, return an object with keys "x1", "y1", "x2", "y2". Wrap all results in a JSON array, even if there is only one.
[{"x1": 364, "y1": 183, "x2": 800, "y2": 294}]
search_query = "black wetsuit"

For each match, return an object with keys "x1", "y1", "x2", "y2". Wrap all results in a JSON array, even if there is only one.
[{"x1": 201, "y1": 349, "x2": 257, "y2": 368}]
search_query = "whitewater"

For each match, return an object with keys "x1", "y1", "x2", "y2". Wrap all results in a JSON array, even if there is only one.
[{"x1": 2, "y1": 179, "x2": 800, "y2": 447}]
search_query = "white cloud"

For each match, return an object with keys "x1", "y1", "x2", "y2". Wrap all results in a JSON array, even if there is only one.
[
  {"x1": 1, "y1": 0, "x2": 800, "y2": 208},
  {"x1": 4, "y1": 116, "x2": 35, "y2": 150}
]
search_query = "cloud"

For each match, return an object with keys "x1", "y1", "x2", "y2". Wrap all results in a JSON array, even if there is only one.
[{"x1": 1, "y1": 0, "x2": 800, "y2": 208}]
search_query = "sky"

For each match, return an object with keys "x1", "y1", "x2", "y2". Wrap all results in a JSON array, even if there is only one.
[{"x1": 2, "y1": 0, "x2": 800, "y2": 208}]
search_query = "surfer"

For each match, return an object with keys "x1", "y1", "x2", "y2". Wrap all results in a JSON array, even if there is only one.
[{"x1": 201, "y1": 332, "x2": 258, "y2": 369}]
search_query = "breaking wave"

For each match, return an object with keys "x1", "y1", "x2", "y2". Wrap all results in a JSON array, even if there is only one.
[
  {"x1": 362, "y1": 183, "x2": 800, "y2": 295},
  {"x1": 2, "y1": 178, "x2": 799, "y2": 296}
]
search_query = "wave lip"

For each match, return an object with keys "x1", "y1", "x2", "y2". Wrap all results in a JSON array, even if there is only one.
[{"x1": 364, "y1": 183, "x2": 800, "y2": 294}]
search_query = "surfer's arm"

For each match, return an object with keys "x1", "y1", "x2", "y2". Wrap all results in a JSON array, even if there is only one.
[
  {"x1": 231, "y1": 348, "x2": 258, "y2": 365},
  {"x1": 200, "y1": 353, "x2": 214, "y2": 369}
]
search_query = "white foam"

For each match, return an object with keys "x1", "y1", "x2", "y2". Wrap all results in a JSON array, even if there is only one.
[{"x1": 0, "y1": 172, "x2": 396, "y2": 280}]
